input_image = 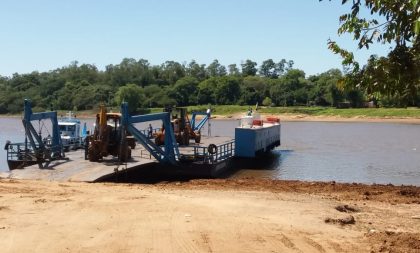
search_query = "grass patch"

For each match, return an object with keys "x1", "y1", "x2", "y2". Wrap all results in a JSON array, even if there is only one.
[{"x1": 187, "y1": 105, "x2": 420, "y2": 118}]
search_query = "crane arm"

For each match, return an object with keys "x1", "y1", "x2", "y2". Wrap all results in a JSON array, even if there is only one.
[
  {"x1": 22, "y1": 99, "x2": 62, "y2": 161},
  {"x1": 120, "y1": 103, "x2": 179, "y2": 164},
  {"x1": 191, "y1": 109, "x2": 211, "y2": 132}
]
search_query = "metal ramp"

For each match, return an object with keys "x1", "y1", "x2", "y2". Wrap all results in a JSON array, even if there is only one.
[{"x1": 4, "y1": 148, "x2": 156, "y2": 182}]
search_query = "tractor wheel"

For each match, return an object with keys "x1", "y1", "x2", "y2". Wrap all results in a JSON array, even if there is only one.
[
  {"x1": 127, "y1": 147, "x2": 132, "y2": 159},
  {"x1": 194, "y1": 133, "x2": 201, "y2": 143},
  {"x1": 182, "y1": 131, "x2": 189, "y2": 146},
  {"x1": 119, "y1": 145, "x2": 131, "y2": 162},
  {"x1": 175, "y1": 133, "x2": 182, "y2": 144},
  {"x1": 88, "y1": 145, "x2": 100, "y2": 162},
  {"x1": 155, "y1": 135, "x2": 163, "y2": 146}
]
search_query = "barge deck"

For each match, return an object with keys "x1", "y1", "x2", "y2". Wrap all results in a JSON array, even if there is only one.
[{"x1": 2, "y1": 136, "x2": 234, "y2": 182}]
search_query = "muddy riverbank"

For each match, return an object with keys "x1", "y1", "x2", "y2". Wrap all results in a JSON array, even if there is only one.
[
  {"x1": 0, "y1": 178, "x2": 419, "y2": 252},
  {"x1": 211, "y1": 113, "x2": 420, "y2": 124}
]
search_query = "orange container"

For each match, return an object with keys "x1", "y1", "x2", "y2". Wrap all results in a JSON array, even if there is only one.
[
  {"x1": 252, "y1": 119, "x2": 263, "y2": 126},
  {"x1": 266, "y1": 117, "x2": 280, "y2": 123}
]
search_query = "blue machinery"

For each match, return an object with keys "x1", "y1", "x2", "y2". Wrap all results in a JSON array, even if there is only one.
[
  {"x1": 23, "y1": 99, "x2": 62, "y2": 158},
  {"x1": 191, "y1": 109, "x2": 211, "y2": 132},
  {"x1": 121, "y1": 103, "x2": 234, "y2": 167},
  {"x1": 121, "y1": 102, "x2": 180, "y2": 165},
  {"x1": 6, "y1": 99, "x2": 64, "y2": 169},
  {"x1": 7, "y1": 100, "x2": 232, "y2": 172}
]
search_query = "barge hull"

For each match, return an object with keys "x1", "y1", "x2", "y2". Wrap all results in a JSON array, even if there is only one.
[
  {"x1": 235, "y1": 124, "x2": 281, "y2": 158},
  {"x1": 7, "y1": 160, "x2": 38, "y2": 170}
]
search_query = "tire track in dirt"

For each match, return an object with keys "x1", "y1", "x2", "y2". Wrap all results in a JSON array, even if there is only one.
[
  {"x1": 259, "y1": 220, "x2": 330, "y2": 252},
  {"x1": 256, "y1": 219, "x2": 300, "y2": 252},
  {"x1": 278, "y1": 233, "x2": 303, "y2": 252},
  {"x1": 327, "y1": 241, "x2": 346, "y2": 252},
  {"x1": 27, "y1": 192, "x2": 80, "y2": 252},
  {"x1": 232, "y1": 218, "x2": 265, "y2": 251},
  {"x1": 141, "y1": 196, "x2": 172, "y2": 252},
  {"x1": 303, "y1": 236, "x2": 326, "y2": 253},
  {"x1": 200, "y1": 232, "x2": 213, "y2": 253},
  {"x1": 254, "y1": 227, "x2": 287, "y2": 251},
  {"x1": 110, "y1": 201, "x2": 137, "y2": 253},
  {"x1": 170, "y1": 207, "x2": 202, "y2": 253}
]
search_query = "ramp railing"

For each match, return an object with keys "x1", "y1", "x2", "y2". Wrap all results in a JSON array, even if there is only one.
[{"x1": 192, "y1": 141, "x2": 235, "y2": 164}]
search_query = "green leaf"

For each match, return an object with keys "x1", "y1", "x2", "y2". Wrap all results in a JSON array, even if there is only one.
[{"x1": 415, "y1": 20, "x2": 420, "y2": 35}]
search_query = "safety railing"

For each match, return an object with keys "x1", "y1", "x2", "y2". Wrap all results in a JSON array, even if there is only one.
[
  {"x1": 5, "y1": 142, "x2": 37, "y2": 162},
  {"x1": 192, "y1": 141, "x2": 235, "y2": 164},
  {"x1": 136, "y1": 139, "x2": 235, "y2": 164},
  {"x1": 5, "y1": 141, "x2": 63, "y2": 163},
  {"x1": 139, "y1": 148, "x2": 153, "y2": 160}
]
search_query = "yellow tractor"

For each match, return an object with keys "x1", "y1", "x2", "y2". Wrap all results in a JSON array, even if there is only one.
[
  {"x1": 154, "y1": 107, "x2": 201, "y2": 146},
  {"x1": 87, "y1": 105, "x2": 135, "y2": 162}
]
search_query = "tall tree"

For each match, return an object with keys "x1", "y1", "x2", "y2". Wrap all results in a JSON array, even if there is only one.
[
  {"x1": 214, "y1": 76, "x2": 241, "y2": 104},
  {"x1": 197, "y1": 78, "x2": 217, "y2": 104},
  {"x1": 206, "y1": 59, "x2": 227, "y2": 77},
  {"x1": 159, "y1": 61, "x2": 186, "y2": 85},
  {"x1": 186, "y1": 60, "x2": 207, "y2": 81},
  {"x1": 241, "y1": 59, "x2": 258, "y2": 76},
  {"x1": 324, "y1": 0, "x2": 420, "y2": 104},
  {"x1": 227, "y1": 64, "x2": 240, "y2": 76},
  {"x1": 269, "y1": 69, "x2": 308, "y2": 106},
  {"x1": 115, "y1": 84, "x2": 145, "y2": 112},
  {"x1": 259, "y1": 59, "x2": 278, "y2": 78},
  {"x1": 308, "y1": 69, "x2": 343, "y2": 106},
  {"x1": 240, "y1": 76, "x2": 267, "y2": 105},
  {"x1": 169, "y1": 77, "x2": 199, "y2": 106}
]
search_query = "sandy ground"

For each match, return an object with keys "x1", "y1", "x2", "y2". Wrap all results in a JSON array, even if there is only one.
[
  {"x1": 211, "y1": 113, "x2": 420, "y2": 124},
  {"x1": 0, "y1": 178, "x2": 419, "y2": 253}
]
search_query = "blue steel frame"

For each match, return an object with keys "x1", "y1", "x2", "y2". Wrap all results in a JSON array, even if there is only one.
[
  {"x1": 120, "y1": 102, "x2": 179, "y2": 164},
  {"x1": 191, "y1": 110, "x2": 211, "y2": 132},
  {"x1": 22, "y1": 99, "x2": 62, "y2": 159}
]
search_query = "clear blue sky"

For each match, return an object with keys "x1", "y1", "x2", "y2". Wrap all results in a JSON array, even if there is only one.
[{"x1": 0, "y1": 0, "x2": 391, "y2": 77}]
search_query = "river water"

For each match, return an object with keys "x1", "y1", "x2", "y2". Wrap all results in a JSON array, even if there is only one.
[{"x1": 1, "y1": 117, "x2": 419, "y2": 186}]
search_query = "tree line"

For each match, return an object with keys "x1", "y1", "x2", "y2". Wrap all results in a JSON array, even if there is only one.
[{"x1": 0, "y1": 58, "x2": 417, "y2": 114}]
